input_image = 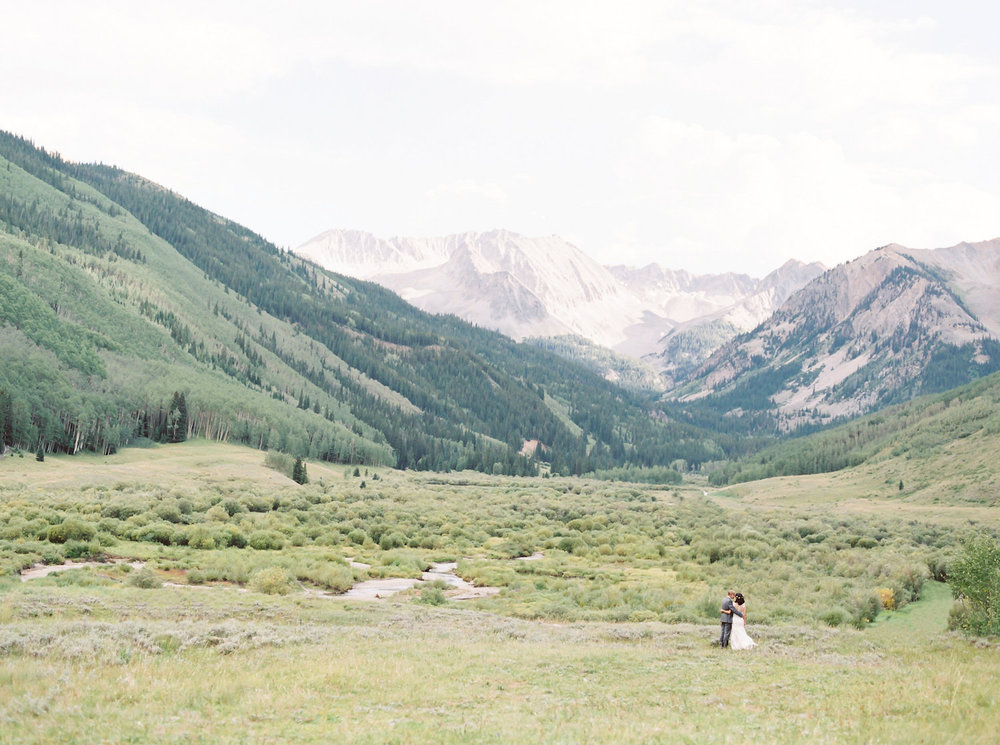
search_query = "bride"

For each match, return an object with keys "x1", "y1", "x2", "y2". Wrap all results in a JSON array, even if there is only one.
[{"x1": 730, "y1": 592, "x2": 756, "y2": 650}]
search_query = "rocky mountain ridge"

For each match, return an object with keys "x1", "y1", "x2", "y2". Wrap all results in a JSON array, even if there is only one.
[
  {"x1": 679, "y1": 239, "x2": 1000, "y2": 429},
  {"x1": 295, "y1": 229, "x2": 824, "y2": 376}
]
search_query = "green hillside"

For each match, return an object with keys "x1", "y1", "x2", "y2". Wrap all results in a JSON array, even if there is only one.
[
  {"x1": 707, "y1": 367, "x2": 1000, "y2": 502},
  {"x1": 0, "y1": 131, "x2": 726, "y2": 474}
]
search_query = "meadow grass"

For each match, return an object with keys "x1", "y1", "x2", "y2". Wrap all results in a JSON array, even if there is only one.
[
  {"x1": 0, "y1": 581, "x2": 997, "y2": 744},
  {"x1": 2, "y1": 440, "x2": 998, "y2": 743}
]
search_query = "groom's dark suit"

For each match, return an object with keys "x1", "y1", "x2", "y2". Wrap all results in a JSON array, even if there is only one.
[{"x1": 719, "y1": 596, "x2": 744, "y2": 648}]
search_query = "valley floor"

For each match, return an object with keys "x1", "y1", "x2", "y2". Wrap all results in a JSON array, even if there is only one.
[
  {"x1": 2, "y1": 442, "x2": 997, "y2": 744},
  {"x1": 0, "y1": 579, "x2": 996, "y2": 745}
]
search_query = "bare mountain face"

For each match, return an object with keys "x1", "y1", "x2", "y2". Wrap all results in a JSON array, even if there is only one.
[
  {"x1": 612, "y1": 260, "x2": 826, "y2": 384},
  {"x1": 298, "y1": 229, "x2": 646, "y2": 346},
  {"x1": 678, "y1": 239, "x2": 1000, "y2": 430},
  {"x1": 294, "y1": 229, "x2": 823, "y2": 381}
]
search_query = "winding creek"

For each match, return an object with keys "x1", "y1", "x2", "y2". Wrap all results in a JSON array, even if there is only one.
[{"x1": 18, "y1": 557, "x2": 503, "y2": 601}]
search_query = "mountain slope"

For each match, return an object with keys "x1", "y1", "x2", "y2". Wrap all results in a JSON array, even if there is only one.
[
  {"x1": 678, "y1": 241, "x2": 1000, "y2": 430},
  {"x1": 0, "y1": 131, "x2": 726, "y2": 474},
  {"x1": 709, "y1": 366, "x2": 1000, "y2": 506},
  {"x1": 623, "y1": 259, "x2": 825, "y2": 383}
]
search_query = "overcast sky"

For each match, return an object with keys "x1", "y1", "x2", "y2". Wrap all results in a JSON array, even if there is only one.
[{"x1": 4, "y1": 1, "x2": 999, "y2": 275}]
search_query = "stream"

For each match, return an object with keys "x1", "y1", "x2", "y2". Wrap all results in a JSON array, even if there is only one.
[{"x1": 19, "y1": 557, "x2": 503, "y2": 601}]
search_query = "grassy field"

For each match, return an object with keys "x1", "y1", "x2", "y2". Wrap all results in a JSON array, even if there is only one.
[{"x1": 2, "y1": 441, "x2": 998, "y2": 744}]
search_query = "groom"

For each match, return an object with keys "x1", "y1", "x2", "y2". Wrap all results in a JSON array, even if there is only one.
[{"x1": 719, "y1": 590, "x2": 744, "y2": 648}]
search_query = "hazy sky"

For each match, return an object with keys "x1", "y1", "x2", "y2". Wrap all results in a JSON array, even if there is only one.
[{"x1": 4, "y1": 1, "x2": 999, "y2": 275}]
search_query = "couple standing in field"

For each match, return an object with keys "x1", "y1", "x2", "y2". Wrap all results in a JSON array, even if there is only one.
[{"x1": 720, "y1": 590, "x2": 756, "y2": 650}]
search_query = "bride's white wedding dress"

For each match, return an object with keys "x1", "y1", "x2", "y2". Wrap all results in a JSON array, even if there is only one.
[{"x1": 730, "y1": 606, "x2": 756, "y2": 650}]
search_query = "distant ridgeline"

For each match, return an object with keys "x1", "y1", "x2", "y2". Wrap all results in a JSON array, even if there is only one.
[{"x1": 0, "y1": 130, "x2": 727, "y2": 475}]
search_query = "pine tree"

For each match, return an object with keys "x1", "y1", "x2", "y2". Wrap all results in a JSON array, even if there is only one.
[
  {"x1": 36, "y1": 443, "x2": 45, "y2": 462},
  {"x1": 167, "y1": 392, "x2": 189, "y2": 443},
  {"x1": 292, "y1": 456, "x2": 308, "y2": 485},
  {"x1": 0, "y1": 390, "x2": 11, "y2": 447}
]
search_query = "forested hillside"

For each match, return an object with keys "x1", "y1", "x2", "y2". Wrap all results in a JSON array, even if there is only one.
[
  {"x1": 707, "y1": 367, "x2": 1000, "y2": 492},
  {"x1": 0, "y1": 131, "x2": 726, "y2": 475}
]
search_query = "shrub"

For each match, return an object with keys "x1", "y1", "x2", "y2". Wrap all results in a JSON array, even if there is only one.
[
  {"x1": 347, "y1": 528, "x2": 369, "y2": 545},
  {"x1": 249, "y1": 531, "x2": 286, "y2": 550},
  {"x1": 130, "y1": 522, "x2": 176, "y2": 546},
  {"x1": 221, "y1": 499, "x2": 244, "y2": 517},
  {"x1": 250, "y1": 566, "x2": 293, "y2": 595},
  {"x1": 264, "y1": 451, "x2": 295, "y2": 478},
  {"x1": 947, "y1": 533, "x2": 1000, "y2": 636},
  {"x1": 47, "y1": 519, "x2": 96, "y2": 544},
  {"x1": 155, "y1": 503, "x2": 184, "y2": 523},
  {"x1": 927, "y1": 555, "x2": 949, "y2": 582},
  {"x1": 186, "y1": 525, "x2": 217, "y2": 550},
  {"x1": 63, "y1": 540, "x2": 100, "y2": 560},
  {"x1": 218, "y1": 526, "x2": 248, "y2": 548},
  {"x1": 41, "y1": 548, "x2": 65, "y2": 565},
  {"x1": 101, "y1": 501, "x2": 142, "y2": 520},
  {"x1": 696, "y1": 593, "x2": 721, "y2": 620},
  {"x1": 850, "y1": 592, "x2": 882, "y2": 628},
  {"x1": 819, "y1": 608, "x2": 848, "y2": 627},
  {"x1": 876, "y1": 587, "x2": 896, "y2": 610},
  {"x1": 417, "y1": 584, "x2": 447, "y2": 605},
  {"x1": 379, "y1": 531, "x2": 407, "y2": 550},
  {"x1": 309, "y1": 563, "x2": 355, "y2": 592},
  {"x1": 126, "y1": 567, "x2": 162, "y2": 589}
]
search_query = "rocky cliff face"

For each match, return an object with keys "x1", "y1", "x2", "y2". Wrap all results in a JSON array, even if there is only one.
[
  {"x1": 679, "y1": 240, "x2": 1000, "y2": 428},
  {"x1": 634, "y1": 259, "x2": 825, "y2": 385}
]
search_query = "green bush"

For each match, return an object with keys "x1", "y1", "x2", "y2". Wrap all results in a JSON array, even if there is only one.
[
  {"x1": 850, "y1": 592, "x2": 882, "y2": 628},
  {"x1": 417, "y1": 584, "x2": 447, "y2": 605},
  {"x1": 186, "y1": 525, "x2": 217, "y2": 550},
  {"x1": 250, "y1": 566, "x2": 294, "y2": 595},
  {"x1": 63, "y1": 540, "x2": 100, "y2": 560},
  {"x1": 218, "y1": 525, "x2": 248, "y2": 548},
  {"x1": 47, "y1": 519, "x2": 96, "y2": 544},
  {"x1": 308, "y1": 563, "x2": 355, "y2": 592},
  {"x1": 947, "y1": 533, "x2": 1000, "y2": 636},
  {"x1": 130, "y1": 522, "x2": 176, "y2": 546},
  {"x1": 249, "y1": 531, "x2": 286, "y2": 550},
  {"x1": 347, "y1": 528, "x2": 369, "y2": 545},
  {"x1": 126, "y1": 567, "x2": 162, "y2": 589},
  {"x1": 379, "y1": 531, "x2": 407, "y2": 550},
  {"x1": 155, "y1": 503, "x2": 184, "y2": 523},
  {"x1": 819, "y1": 608, "x2": 848, "y2": 627},
  {"x1": 41, "y1": 548, "x2": 65, "y2": 565},
  {"x1": 696, "y1": 593, "x2": 722, "y2": 619}
]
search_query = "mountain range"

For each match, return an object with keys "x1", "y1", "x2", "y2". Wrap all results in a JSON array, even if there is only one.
[
  {"x1": 297, "y1": 229, "x2": 1000, "y2": 432},
  {"x1": 295, "y1": 229, "x2": 825, "y2": 382}
]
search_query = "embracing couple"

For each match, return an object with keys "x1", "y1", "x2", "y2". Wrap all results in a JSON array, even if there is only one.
[{"x1": 719, "y1": 590, "x2": 755, "y2": 650}]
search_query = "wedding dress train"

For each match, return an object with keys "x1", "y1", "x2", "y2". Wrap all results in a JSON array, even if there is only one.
[{"x1": 730, "y1": 614, "x2": 756, "y2": 650}]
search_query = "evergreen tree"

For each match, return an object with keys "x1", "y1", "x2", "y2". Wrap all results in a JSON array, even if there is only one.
[
  {"x1": 292, "y1": 456, "x2": 308, "y2": 485},
  {"x1": 0, "y1": 390, "x2": 12, "y2": 449},
  {"x1": 36, "y1": 443, "x2": 45, "y2": 462},
  {"x1": 167, "y1": 392, "x2": 189, "y2": 443}
]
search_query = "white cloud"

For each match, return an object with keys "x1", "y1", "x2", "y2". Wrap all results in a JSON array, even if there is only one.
[
  {"x1": 426, "y1": 179, "x2": 508, "y2": 203},
  {"x1": 2, "y1": 1, "x2": 998, "y2": 275}
]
